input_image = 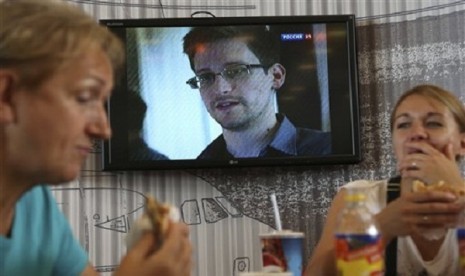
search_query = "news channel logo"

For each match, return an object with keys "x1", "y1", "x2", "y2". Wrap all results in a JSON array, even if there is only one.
[{"x1": 280, "y1": 33, "x2": 312, "y2": 41}]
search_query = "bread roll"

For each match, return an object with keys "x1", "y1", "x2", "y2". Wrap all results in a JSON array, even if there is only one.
[
  {"x1": 125, "y1": 195, "x2": 180, "y2": 251},
  {"x1": 412, "y1": 180, "x2": 465, "y2": 197},
  {"x1": 145, "y1": 195, "x2": 180, "y2": 241}
]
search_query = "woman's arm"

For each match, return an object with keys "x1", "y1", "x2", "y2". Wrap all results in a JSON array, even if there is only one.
[{"x1": 304, "y1": 188, "x2": 347, "y2": 276}]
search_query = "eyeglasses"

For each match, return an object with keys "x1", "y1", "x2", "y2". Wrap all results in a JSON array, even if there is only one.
[{"x1": 186, "y1": 64, "x2": 267, "y2": 89}]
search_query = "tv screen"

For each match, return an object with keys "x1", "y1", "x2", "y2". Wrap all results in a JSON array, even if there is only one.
[{"x1": 101, "y1": 15, "x2": 360, "y2": 170}]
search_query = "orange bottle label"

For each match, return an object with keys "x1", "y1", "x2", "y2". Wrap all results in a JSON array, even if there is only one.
[{"x1": 335, "y1": 234, "x2": 384, "y2": 276}]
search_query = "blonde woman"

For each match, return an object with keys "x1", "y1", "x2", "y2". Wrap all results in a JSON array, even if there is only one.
[{"x1": 306, "y1": 84, "x2": 465, "y2": 275}]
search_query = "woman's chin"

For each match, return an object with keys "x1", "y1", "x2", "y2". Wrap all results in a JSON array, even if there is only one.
[{"x1": 45, "y1": 166, "x2": 81, "y2": 185}]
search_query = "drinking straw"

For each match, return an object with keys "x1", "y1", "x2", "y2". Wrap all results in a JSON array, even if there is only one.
[{"x1": 270, "y1": 193, "x2": 282, "y2": 231}]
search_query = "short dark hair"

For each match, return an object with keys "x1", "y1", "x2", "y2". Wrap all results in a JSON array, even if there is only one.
[{"x1": 182, "y1": 25, "x2": 280, "y2": 71}]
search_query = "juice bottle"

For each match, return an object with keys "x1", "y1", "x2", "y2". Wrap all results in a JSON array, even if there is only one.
[{"x1": 335, "y1": 189, "x2": 384, "y2": 276}]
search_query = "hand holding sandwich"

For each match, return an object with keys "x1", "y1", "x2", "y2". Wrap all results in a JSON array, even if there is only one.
[
  {"x1": 116, "y1": 223, "x2": 192, "y2": 276},
  {"x1": 115, "y1": 196, "x2": 192, "y2": 276},
  {"x1": 378, "y1": 141, "x2": 465, "y2": 241}
]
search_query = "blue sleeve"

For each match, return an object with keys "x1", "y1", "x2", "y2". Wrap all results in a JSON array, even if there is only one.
[{"x1": 44, "y1": 187, "x2": 89, "y2": 275}]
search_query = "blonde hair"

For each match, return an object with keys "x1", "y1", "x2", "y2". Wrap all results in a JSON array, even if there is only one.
[
  {"x1": 390, "y1": 84, "x2": 465, "y2": 133},
  {"x1": 0, "y1": 0, "x2": 124, "y2": 88}
]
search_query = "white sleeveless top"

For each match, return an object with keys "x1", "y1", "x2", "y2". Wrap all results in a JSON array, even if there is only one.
[{"x1": 343, "y1": 179, "x2": 460, "y2": 276}]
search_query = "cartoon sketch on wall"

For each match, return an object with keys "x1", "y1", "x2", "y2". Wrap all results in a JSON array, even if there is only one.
[
  {"x1": 52, "y1": 171, "x2": 274, "y2": 275},
  {"x1": 94, "y1": 213, "x2": 129, "y2": 233},
  {"x1": 181, "y1": 199, "x2": 201, "y2": 225},
  {"x1": 201, "y1": 198, "x2": 229, "y2": 223},
  {"x1": 234, "y1": 257, "x2": 250, "y2": 275},
  {"x1": 181, "y1": 197, "x2": 244, "y2": 225}
]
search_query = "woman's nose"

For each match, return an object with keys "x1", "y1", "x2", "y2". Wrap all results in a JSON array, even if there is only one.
[
  {"x1": 87, "y1": 108, "x2": 112, "y2": 140},
  {"x1": 409, "y1": 123, "x2": 427, "y2": 141}
]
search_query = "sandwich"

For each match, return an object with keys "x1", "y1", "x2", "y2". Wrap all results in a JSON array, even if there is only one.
[
  {"x1": 145, "y1": 195, "x2": 175, "y2": 241},
  {"x1": 126, "y1": 195, "x2": 180, "y2": 251},
  {"x1": 412, "y1": 180, "x2": 465, "y2": 197},
  {"x1": 411, "y1": 179, "x2": 465, "y2": 240}
]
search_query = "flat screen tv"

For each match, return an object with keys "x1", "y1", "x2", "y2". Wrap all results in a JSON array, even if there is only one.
[{"x1": 100, "y1": 14, "x2": 360, "y2": 170}]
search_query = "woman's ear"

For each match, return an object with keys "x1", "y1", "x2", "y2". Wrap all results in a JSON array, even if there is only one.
[
  {"x1": 270, "y1": 63, "x2": 286, "y2": 90},
  {"x1": 0, "y1": 70, "x2": 18, "y2": 124}
]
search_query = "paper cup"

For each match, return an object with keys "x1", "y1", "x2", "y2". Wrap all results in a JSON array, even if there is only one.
[{"x1": 259, "y1": 230, "x2": 304, "y2": 275}]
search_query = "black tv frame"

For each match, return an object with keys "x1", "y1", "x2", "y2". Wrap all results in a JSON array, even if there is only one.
[{"x1": 101, "y1": 14, "x2": 361, "y2": 171}]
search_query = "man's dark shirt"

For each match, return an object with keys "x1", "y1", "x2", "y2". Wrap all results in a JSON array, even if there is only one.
[
  {"x1": 197, "y1": 114, "x2": 331, "y2": 159},
  {"x1": 129, "y1": 138, "x2": 169, "y2": 161}
]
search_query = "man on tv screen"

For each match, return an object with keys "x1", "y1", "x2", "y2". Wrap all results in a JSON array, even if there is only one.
[{"x1": 182, "y1": 25, "x2": 331, "y2": 159}]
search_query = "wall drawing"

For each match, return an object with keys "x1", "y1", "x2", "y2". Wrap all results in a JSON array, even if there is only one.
[{"x1": 53, "y1": 170, "x2": 273, "y2": 275}]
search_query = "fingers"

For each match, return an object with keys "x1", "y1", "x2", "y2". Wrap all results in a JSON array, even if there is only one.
[
  {"x1": 416, "y1": 213, "x2": 461, "y2": 228},
  {"x1": 157, "y1": 222, "x2": 192, "y2": 274},
  {"x1": 163, "y1": 222, "x2": 189, "y2": 245},
  {"x1": 396, "y1": 210, "x2": 461, "y2": 238},
  {"x1": 178, "y1": 224, "x2": 193, "y2": 276},
  {"x1": 384, "y1": 194, "x2": 465, "y2": 240},
  {"x1": 407, "y1": 190, "x2": 458, "y2": 203},
  {"x1": 163, "y1": 223, "x2": 191, "y2": 257},
  {"x1": 404, "y1": 141, "x2": 445, "y2": 157},
  {"x1": 402, "y1": 194, "x2": 465, "y2": 229},
  {"x1": 179, "y1": 238, "x2": 193, "y2": 276},
  {"x1": 129, "y1": 232, "x2": 156, "y2": 258},
  {"x1": 117, "y1": 222, "x2": 192, "y2": 276},
  {"x1": 397, "y1": 141, "x2": 456, "y2": 173},
  {"x1": 445, "y1": 142, "x2": 455, "y2": 160}
]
